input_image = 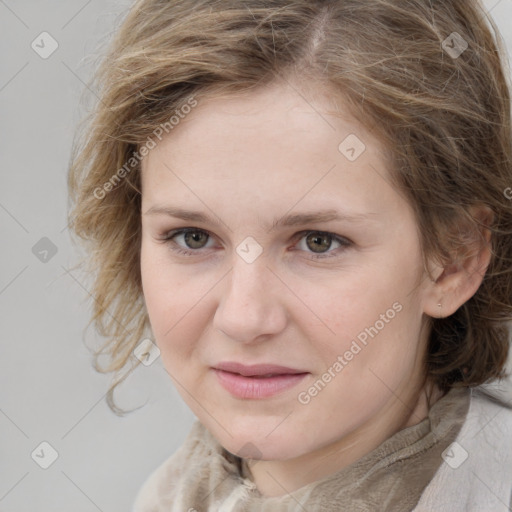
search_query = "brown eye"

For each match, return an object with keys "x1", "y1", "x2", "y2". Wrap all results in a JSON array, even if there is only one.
[
  {"x1": 305, "y1": 232, "x2": 334, "y2": 253},
  {"x1": 295, "y1": 230, "x2": 351, "y2": 259}
]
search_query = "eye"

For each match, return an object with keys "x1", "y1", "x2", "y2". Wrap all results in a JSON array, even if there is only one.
[
  {"x1": 294, "y1": 230, "x2": 351, "y2": 259},
  {"x1": 162, "y1": 228, "x2": 215, "y2": 256},
  {"x1": 159, "y1": 228, "x2": 351, "y2": 259}
]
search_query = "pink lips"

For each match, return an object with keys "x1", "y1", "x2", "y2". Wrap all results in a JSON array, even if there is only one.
[{"x1": 213, "y1": 362, "x2": 309, "y2": 399}]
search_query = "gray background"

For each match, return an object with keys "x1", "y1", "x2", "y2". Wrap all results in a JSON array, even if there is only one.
[{"x1": 1, "y1": 1, "x2": 512, "y2": 511}]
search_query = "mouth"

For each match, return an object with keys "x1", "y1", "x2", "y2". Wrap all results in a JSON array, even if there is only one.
[{"x1": 212, "y1": 362, "x2": 310, "y2": 399}]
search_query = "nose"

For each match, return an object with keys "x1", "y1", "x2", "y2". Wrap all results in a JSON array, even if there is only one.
[{"x1": 212, "y1": 257, "x2": 288, "y2": 344}]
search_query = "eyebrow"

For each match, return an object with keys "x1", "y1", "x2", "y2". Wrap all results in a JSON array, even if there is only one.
[{"x1": 144, "y1": 205, "x2": 377, "y2": 231}]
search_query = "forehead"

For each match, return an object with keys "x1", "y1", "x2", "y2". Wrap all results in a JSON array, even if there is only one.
[{"x1": 140, "y1": 81, "x2": 398, "y2": 222}]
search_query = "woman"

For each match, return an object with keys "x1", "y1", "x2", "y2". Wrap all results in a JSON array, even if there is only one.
[{"x1": 67, "y1": 0, "x2": 512, "y2": 509}]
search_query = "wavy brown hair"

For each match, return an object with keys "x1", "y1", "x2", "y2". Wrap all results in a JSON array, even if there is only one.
[{"x1": 67, "y1": 0, "x2": 512, "y2": 415}]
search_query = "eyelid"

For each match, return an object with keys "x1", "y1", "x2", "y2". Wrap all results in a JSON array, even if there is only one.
[{"x1": 293, "y1": 229, "x2": 352, "y2": 245}]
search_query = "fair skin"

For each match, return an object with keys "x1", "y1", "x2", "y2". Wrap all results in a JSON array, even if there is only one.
[{"x1": 139, "y1": 79, "x2": 491, "y2": 498}]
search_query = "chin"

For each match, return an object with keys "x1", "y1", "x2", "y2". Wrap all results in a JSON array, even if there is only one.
[{"x1": 208, "y1": 419, "x2": 303, "y2": 462}]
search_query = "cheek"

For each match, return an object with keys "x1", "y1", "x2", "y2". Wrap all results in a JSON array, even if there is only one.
[
  {"x1": 298, "y1": 263, "x2": 418, "y2": 343},
  {"x1": 140, "y1": 245, "x2": 215, "y2": 365},
  {"x1": 295, "y1": 260, "x2": 424, "y2": 386},
  {"x1": 141, "y1": 247, "x2": 187, "y2": 345},
  {"x1": 294, "y1": 289, "x2": 424, "y2": 439}
]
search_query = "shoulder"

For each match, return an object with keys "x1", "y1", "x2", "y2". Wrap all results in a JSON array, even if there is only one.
[
  {"x1": 465, "y1": 386, "x2": 512, "y2": 434},
  {"x1": 414, "y1": 386, "x2": 512, "y2": 512}
]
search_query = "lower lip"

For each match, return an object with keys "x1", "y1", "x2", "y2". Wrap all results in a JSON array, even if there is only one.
[{"x1": 213, "y1": 369, "x2": 308, "y2": 399}]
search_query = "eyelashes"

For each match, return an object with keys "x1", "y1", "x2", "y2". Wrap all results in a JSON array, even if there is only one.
[{"x1": 159, "y1": 227, "x2": 352, "y2": 260}]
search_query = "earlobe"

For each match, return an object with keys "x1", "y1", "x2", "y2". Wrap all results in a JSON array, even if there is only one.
[{"x1": 423, "y1": 205, "x2": 493, "y2": 319}]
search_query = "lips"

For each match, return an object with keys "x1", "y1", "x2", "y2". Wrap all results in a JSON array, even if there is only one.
[
  {"x1": 213, "y1": 361, "x2": 309, "y2": 399},
  {"x1": 214, "y1": 361, "x2": 308, "y2": 377}
]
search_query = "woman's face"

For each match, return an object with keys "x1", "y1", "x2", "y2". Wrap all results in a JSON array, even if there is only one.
[{"x1": 140, "y1": 81, "x2": 434, "y2": 465}]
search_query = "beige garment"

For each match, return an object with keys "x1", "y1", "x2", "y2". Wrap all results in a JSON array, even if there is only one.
[{"x1": 133, "y1": 386, "x2": 482, "y2": 511}]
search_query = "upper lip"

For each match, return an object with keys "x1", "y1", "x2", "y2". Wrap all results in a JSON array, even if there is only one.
[{"x1": 214, "y1": 361, "x2": 308, "y2": 377}]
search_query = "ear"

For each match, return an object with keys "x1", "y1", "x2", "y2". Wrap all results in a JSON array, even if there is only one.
[{"x1": 423, "y1": 205, "x2": 493, "y2": 318}]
